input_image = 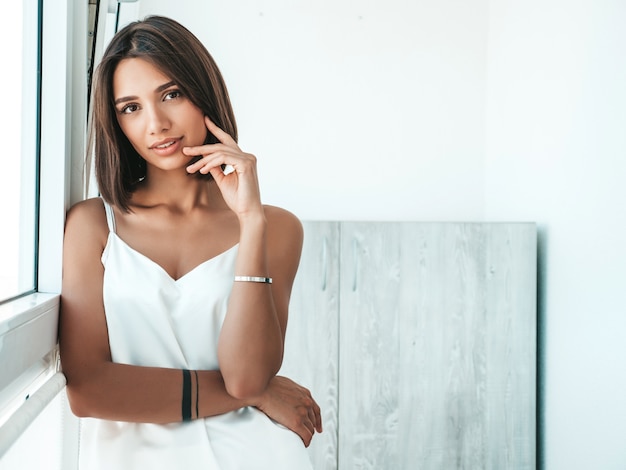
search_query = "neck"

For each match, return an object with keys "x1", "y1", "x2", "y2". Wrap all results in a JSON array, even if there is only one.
[{"x1": 131, "y1": 168, "x2": 226, "y2": 213}]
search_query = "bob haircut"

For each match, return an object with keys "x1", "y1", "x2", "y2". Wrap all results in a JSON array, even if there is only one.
[{"x1": 90, "y1": 15, "x2": 237, "y2": 212}]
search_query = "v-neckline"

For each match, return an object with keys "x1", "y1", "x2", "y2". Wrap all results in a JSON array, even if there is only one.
[{"x1": 109, "y1": 232, "x2": 238, "y2": 283}]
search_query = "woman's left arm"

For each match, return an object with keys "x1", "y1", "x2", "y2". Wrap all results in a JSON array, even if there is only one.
[
  {"x1": 218, "y1": 206, "x2": 303, "y2": 399},
  {"x1": 184, "y1": 118, "x2": 304, "y2": 400}
]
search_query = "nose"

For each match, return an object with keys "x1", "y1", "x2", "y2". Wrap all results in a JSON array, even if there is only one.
[{"x1": 145, "y1": 104, "x2": 170, "y2": 135}]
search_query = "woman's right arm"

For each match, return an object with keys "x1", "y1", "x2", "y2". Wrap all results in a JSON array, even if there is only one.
[
  {"x1": 60, "y1": 199, "x2": 248, "y2": 423},
  {"x1": 60, "y1": 200, "x2": 320, "y2": 445}
]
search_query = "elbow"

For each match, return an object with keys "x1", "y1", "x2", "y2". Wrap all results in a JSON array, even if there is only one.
[
  {"x1": 65, "y1": 382, "x2": 94, "y2": 418},
  {"x1": 64, "y1": 371, "x2": 108, "y2": 419},
  {"x1": 218, "y1": 351, "x2": 283, "y2": 400},
  {"x1": 223, "y1": 374, "x2": 271, "y2": 401},
  {"x1": 222, "y1": 359, "x2": 282, "y2": 400}
]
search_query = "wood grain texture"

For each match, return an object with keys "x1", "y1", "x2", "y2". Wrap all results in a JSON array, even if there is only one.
[
  {"x1": 338, "y1": 223, "x2": 536, "y2": 470},
  {"x1": 279, "y1": 221, "x2": 340, "y2": 470},
  {"x1": 283, "y1": 222, "x2": 536, "y2": 469}
]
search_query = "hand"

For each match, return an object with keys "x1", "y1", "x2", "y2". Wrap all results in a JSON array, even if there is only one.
[
  {"x1": 183, "y1": 116, "x2": 263, "y2": 217},
  {"x1": 252, "y1": 376, "x2": 322, "y2": 447}
]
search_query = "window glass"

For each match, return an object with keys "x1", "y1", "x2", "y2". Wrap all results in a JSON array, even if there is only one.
[{"x1": 0, "y1": 0, "x2": 40, "y2": 303}]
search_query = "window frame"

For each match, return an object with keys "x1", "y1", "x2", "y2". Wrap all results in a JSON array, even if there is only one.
[
  {"x1": 0, "y1": 1, "x2": 140, "y2": 463},
  {"x1": 0, "y1": 0, "x2": 88, "y2": 464},
  {"x1": 0, "y1": 0, "x2": 42, "y2": 305}
]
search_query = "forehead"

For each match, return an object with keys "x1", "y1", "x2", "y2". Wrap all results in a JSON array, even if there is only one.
[{"x1": 113, "y1": 58, "x2": 172, "y2": 96}]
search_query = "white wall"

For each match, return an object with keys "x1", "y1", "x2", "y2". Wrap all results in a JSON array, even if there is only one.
[
  {"x1": 135, "y1": 0, "x2": 489, "y2": 221},
  {"x1": 131, "y1": 1, "x2": 626, "y2": 468},
  {"x1": 484, "y1": 1, "x2": 626, "y2": 469}
]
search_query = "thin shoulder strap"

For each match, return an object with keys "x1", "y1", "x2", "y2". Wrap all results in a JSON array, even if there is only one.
[{"x1": 101, "y1": 198, "x2": 117, "y2": 234}]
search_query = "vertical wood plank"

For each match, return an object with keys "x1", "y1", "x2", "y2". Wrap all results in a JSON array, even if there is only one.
[
  {"x1": 338, "y1": 223, "x2": 536, "y2": 470},
  {"x1": 403, "y1": 223, "x2": 492, "y2": 469},
  {"x1": 339, "y1": 222, "x2": 404, "y2": 469},
  {"x1": 483, "y1": 224, "x2": 537, "y2": 470},
  {"x1": 280, "y1": 221, "x2": 340, "y2": 470}
]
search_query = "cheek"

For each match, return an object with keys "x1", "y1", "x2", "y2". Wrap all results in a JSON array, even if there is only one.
[
  {"x1": 190, "y1": 118, "x2": 209, "y2": 145},
  {"x1": 181, "y1": 104, "x2": 208, "y2": 143}
]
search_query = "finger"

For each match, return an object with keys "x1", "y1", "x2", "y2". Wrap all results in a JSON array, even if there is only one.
[
  {"x1": 297, "y1": 424, "x2": 314, "y2": 448},
  {"x1": 303, "y1": 412, "x2": 315, "y2": 435},
  {"x1": 305, "y1": 394, "x2": 322, "y2": 433},
  {"x1": 208, "y1": 165, "x2": 227, "y2": 183},
  {"x1": 303, "y1": 397, "x2": 317, "y2": 432},
  {"x1": 182, "y1": 142, "x2": 228, "y2": 157},
  {"x1": 313, "y1": 402, "x2": 323, "y2": 433},
  {"x1": 204, "y1": 115, "x2": 236, "y2": 145},
  {"x1": 185, "y1": 150, "x2": 232, "y2": 174},
  {"x1": 186, "y1": 158, "x2": 220, "y2": 175},
  {"x1": 299, "y1": 404, "x2": 317, "y2": 440},
  {"x1": 305, "y1": 405, "x2": 317, "y2": 432}
]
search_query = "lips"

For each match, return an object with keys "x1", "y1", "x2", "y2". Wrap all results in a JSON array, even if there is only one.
[
  {"x1": 148, "y1": 137, "x2": 184, "y2": 157},
  {"x1": 149, "y1": 137, "x2": 182, "y2": 149},
  {"x1": 154, "y1": 140, "x2": 176, "y2": 149}
]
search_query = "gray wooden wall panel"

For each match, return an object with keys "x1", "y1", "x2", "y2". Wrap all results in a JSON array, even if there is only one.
[
  {"x1": 483, "y1": 224, "x2": 536, "y2": 470},
  {"x1": 283, "y1": 222, "x2": 536, "y2": 470},
  {"x1": 279, "y1": 221, "x2": 340, "y2": 470},
  {"x1": 339, "y1": 223, "x2": 536, "y2": 470}
]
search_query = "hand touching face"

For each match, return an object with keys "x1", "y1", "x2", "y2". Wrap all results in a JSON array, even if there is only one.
[
  {"x1": 113, "y1": 58, "x2": 207, "y2": 173},
  {"x1": 183, "y1": 117, "x2": 263, "y2": 218}
]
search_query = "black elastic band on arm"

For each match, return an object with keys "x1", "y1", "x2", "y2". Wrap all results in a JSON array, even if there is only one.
[
  {"x1": 194, "y1": 370, "x2": 199, "y2": 419},
  {"x1": 182, "y1": 369, "x2": 192, "y2": 422}
]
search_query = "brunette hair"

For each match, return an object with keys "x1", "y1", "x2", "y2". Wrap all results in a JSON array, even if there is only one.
[{"x1": 90, "y1": 15, "x2": 237, "y2": 211}]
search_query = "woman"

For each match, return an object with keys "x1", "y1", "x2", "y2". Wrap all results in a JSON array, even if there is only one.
[{"x1": 60, "y1": 15, "x2": 321, "y2": 469}]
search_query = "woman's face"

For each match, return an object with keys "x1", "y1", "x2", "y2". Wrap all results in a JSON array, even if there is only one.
[{"x1": 113, "y1": 58, "x2": 207, "y2": 173}]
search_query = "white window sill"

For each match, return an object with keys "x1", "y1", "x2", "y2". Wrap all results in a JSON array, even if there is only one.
[{"x1": 0, "y1": 293, "x2": 60, "y2": 392}]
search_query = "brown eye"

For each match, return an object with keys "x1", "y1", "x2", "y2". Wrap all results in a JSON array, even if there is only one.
[
  {"x1": 120, "y1": 103, "x2": 139, "y2": 114},
  {"x1": 164, "y1": 90, "x2": 182, "y2": 101}
]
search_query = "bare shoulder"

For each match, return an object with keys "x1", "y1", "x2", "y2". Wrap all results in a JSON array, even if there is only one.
[
  {"x1": 263, "y1": 205, "x2": 304, "y2": 248},
  {"x1": 64, "y1": 197, "x2": 109, "y2": 247},
  {"x1": 66, "y1": 197, "x2": 107, "y2": 221},
  {"x1": 263, "y1": 205, "x2": 304, "y2": 283}
]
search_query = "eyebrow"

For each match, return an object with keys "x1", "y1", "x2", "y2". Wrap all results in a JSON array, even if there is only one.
[{"x1": 114, "y1": 81, "x2": 177, "y2": 105}]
